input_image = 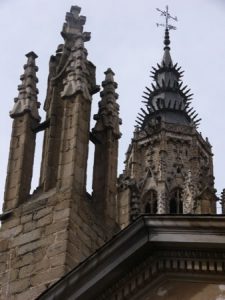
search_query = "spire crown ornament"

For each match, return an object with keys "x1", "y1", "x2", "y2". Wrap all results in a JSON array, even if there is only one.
[
  {"x1": 135, "y1": 7, "x2": 201, "y2": 129},
  {"x1": 156, "y1": 5, "x2": 178, "y2": 51},
  {"x1": 156, "y1": 5, "x2": 178, "y2": 31}
]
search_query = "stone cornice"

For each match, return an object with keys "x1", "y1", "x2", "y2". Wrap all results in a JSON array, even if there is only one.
[{"x1": 37, "y1": 215, "x2": 225, "y2": 300}]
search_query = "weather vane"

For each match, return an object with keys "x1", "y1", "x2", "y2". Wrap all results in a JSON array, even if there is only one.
[{"x1": 156, "y1": 5, "x2": 178, "y2": 30}]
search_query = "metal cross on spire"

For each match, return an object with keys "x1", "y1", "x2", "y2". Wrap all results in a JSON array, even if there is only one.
[{"x1": 156, "y1": 5, "x2": 178, "y2": 30}]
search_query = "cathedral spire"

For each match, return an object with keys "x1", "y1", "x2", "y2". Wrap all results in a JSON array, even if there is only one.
[
  {"x1": 136, "y1": 7, "x2": 201, "y2": 129},
  {"x1": 10, "y1": 52, "x2": 40, "y2": 120},
  {"x1": 118, "y1": 7, "x2": 216, "y2": 223}
]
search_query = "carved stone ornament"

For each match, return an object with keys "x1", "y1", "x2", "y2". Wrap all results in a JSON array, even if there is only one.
[{"x1": 10, "y1": 52, "x2": 40, "y2": 120}]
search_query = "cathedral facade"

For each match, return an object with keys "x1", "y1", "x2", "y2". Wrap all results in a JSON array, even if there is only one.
[{"x1": 0, "y1": 6, "x2": 225, "y2": 300}]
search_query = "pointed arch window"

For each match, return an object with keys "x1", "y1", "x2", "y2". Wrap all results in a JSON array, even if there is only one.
[
  {"x1": 143, "y1": 190, "x2": 157, "y2": 214},
  {"x1": 169, "y1": 188, "x2": 183, "y2": 214}
]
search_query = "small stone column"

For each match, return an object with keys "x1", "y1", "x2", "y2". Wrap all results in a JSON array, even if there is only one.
[
  {"x1": 157, "y1": 188, "x2": 167, "y2": 214},
  {"x1": 3, "y1": 52, "x2": 40, "y2": 211},
  {"x1": 92, "y1": 69, "x2": 121, "y2": 222}
]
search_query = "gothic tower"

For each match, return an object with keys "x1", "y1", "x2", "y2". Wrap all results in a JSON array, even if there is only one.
[
  {"x1": 0, "y1": 6, "x2": 120, "y2": 299},
  {"x1": 117, "y1": 28, "x2": 216, "y2": 227}
]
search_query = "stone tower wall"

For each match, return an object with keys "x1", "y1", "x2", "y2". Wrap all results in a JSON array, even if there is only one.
[
  {"x1": 0, "y1": 188, "x2": 109, "y2": 299},
  {"x1": 39, "y1": 79, "x2": 64, "y2": 192}
]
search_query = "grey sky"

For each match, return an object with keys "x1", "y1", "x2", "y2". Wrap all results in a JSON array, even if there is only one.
[{"x1": 0, "y1": 0, "x2": 225, "y2": 212}]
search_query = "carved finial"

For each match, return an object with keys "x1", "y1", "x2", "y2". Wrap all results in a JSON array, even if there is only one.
[
  {"x1": 10, "y1": 52, "x2": 40, "y2": 120},
  {"x1": 104, "y1": 68, "x2": 115, "y2": 82},
  {"x1": 61, "y1": 5, "x2": 90, "y2": 42},
  {"x1": 60, "y1": 6, "x2": 93, "y2": 99},
  {"x1": 26, "y1": 51, "x2": 38, "y2": 60},
  {"x1": 93, "y1": 69, "x2": 121, "y2": 138}
]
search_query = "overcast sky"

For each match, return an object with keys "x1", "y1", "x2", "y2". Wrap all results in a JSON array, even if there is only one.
[{"x1": 0, "y1": 0, "x2": 225, "y2": 213}]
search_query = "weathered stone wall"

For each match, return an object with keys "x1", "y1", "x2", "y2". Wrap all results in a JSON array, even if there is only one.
[
  {"x1": 57, "y1": 95, "x2": 91, "y2": 193},
  {"x1": 0, "y1": 189, "x2": 109, "y2": 299},
  {"x1": 39, "y1": 82, "x2": 64, "y2": 192},
  {"x1": 117, "y1": 188, "x2": 130, "y2": 229}
]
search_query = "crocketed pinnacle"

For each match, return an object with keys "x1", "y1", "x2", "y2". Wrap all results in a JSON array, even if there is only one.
[
  {"x1": 136, "y1": 29, "x2": 201, "y2": 129},
  {"x1": 10, "y1": 52, "x2": 40, "y2": 120},
  {"x1": 93, "y1": 68, "x2": 122, "y2": 139},
  {"x1": 60, "y1": 6, "x2": 100, "y2": 99}
]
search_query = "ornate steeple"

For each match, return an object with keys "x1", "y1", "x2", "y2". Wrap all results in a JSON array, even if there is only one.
[
  {"x1": 117, "y1": 7, "x2": 216, "y2": 227},
  {"x1": 136, "y1": 6, "x2": 200, "y2": 130},
  {"x1": 136, "y1": 28, "x2": 200, "y2": 130},
  {"x1": 10, "y1": 52, "x2": 40, "y2": 120}
]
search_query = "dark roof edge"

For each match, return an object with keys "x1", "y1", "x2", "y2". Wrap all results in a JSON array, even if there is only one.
[{"x1": 37, "y1": 215, "x2": 225, "y2": 300}]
